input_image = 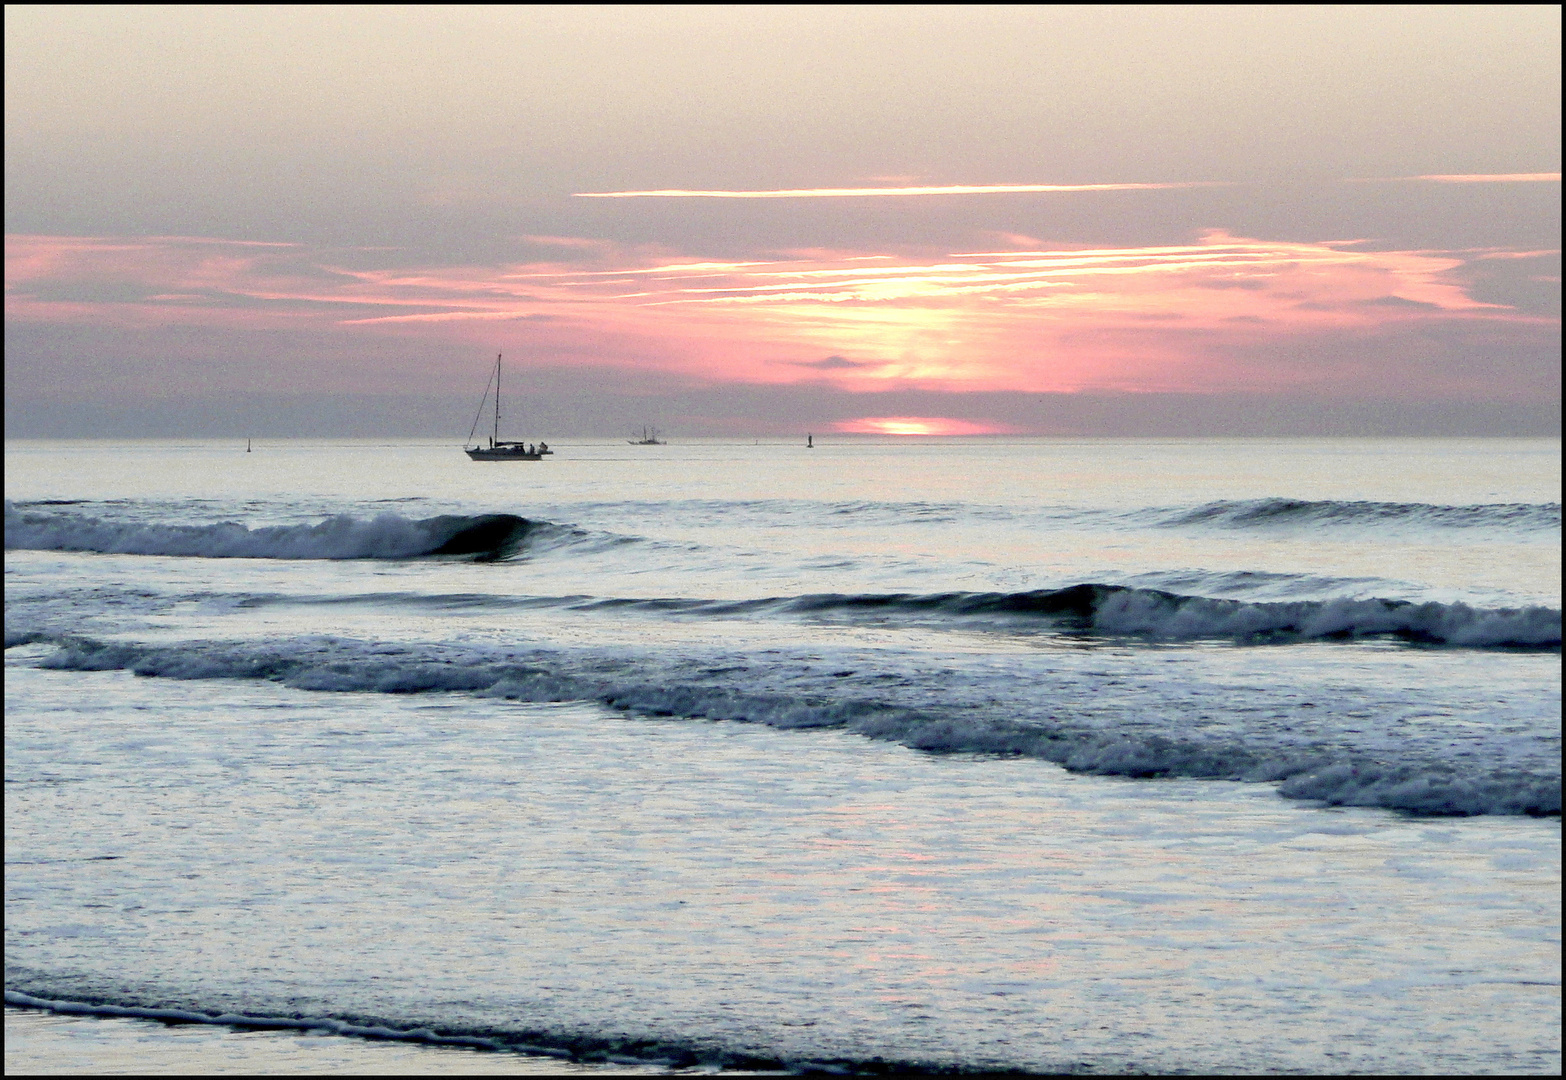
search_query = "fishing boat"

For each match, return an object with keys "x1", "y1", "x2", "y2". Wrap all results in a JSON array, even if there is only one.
[
  {"x1": 464, "y1": 354, "x2": 551, "y2": 461},
  {"x1": 628, "y1": 426, "x2": 665, "y2": 446}
]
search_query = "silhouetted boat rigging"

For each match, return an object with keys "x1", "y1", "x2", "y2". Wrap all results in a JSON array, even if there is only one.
[
  {"x1": 628, "y1": 426, "x2": 665, "y2": 445},
  {"x1": 465, "y1": 354, "x2": 551, "y2": 461}
]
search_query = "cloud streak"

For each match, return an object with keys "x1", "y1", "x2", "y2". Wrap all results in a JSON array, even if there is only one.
[
  {"x1": 575, "y1": 182, "x2": 1233, "y2": 198},
  {"x1": 1351, "y1": 173, "x2": 1562, "y2": 184}
]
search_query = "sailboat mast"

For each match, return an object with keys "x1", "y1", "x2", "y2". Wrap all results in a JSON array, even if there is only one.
[{"x1": 493, "y1": 353, "x2": 501, "y2": 447}]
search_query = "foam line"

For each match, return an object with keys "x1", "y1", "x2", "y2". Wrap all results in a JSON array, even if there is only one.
[
  {"x1": 1157, "y1": 498, "x2": 1560, "y2": 532},
  {"x1": 2, "y1": 989, "x2": 793, "y2": 1070},
  {"x1": 774, "y1": 585, "x2": 1561, "y2": 648},
  {"x1": 4, "y1": 990, "x2": 509, "y2": 1050},
  {"x1": 15, "y1": 633, "x2": 1560, "y2": 816}
]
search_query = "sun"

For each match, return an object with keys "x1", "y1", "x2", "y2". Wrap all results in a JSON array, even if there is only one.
[{"x1": 832, "y1": 416, "x2": 1012, "y2": 435}]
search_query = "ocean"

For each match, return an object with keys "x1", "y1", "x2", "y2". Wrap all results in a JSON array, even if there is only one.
[{"x1": 4, "y1": 435, "x2": 1560, "y2": 1075}]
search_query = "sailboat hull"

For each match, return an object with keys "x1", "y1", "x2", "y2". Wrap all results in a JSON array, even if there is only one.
[{"x1": 465, "y1": 447, "x2": 542, "y2": 461}]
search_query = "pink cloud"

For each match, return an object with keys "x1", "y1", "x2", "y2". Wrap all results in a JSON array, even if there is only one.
[{"x1": 5, "y1": 229, "x2": 1554, "y2": 401}]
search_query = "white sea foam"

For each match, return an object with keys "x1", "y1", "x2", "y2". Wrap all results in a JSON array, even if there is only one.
[
  {"x1": 1277, "y1": 764, "x2": 1562, "y2": 817},
  {"x1": 1086, "y1": 588, "x2": 1561, "y2": 647}
]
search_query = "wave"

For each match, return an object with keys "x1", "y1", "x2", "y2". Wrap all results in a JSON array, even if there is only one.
[
  {"x1": 12, "y1": 632, "x2": 1559, "y2": 816},
  {"x1": 31, "y1": 580, "x2": 1550, "y2": 650},
  {"x1": 749, "y1": 585, "x2": 1557, "y2": 649},
  {"x1": 1157, "y1": 498, "x2": 1561, "y2": 532},
  {"x1": 1063, "y1": 584, "x2": 1558, "y2": 648},
  {"x1": 183, "y1": 584, "x2": 1560, "y2": 649},
  {"x1": 3, "y1": 507, "x2": 553, "y2": 561}
]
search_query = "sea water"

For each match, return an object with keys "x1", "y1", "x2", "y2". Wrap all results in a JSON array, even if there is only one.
[{"x1": 4, "y1": 436, "x2": 1560, "y2": 1074}]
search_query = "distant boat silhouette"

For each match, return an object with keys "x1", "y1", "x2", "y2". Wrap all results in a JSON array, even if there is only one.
[
  {"x1": 628, "y1": 426, "x2": 665, "y2": 445},
  {"x1": 464, "y1": 354, "x2": 551, "y2": 461}
]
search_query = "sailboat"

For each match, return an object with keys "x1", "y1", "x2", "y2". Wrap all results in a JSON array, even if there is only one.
[
  {"x1": 628, "y1": 426, "x2": 665, "y2": 445},
  {"x1": 464, "y1": 354, "x2": 551, "y2": 461}
]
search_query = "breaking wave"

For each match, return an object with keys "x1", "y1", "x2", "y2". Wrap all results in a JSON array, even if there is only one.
[
  {"x1": 716, "y1": 585, "x2": 1557, "y2": 649},
  {"x1": 1157, "y1": 498, "x2": 1560, "y2": 532},
  {"x1": 3, "y1": 507, "x2": 551, "y2": 561},
  {"x1": 169, "y1": 584, "x2": 1561, "y2": 649},
  {"x1": 1051, "y1": 584, "x2": 1558, "y2": 648},
  {"x1": 11, "y1": 631, "x2": 1559, "y2": 817}
]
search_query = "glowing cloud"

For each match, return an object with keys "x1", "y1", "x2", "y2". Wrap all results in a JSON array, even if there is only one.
[{"x1": 5, "y1": 229, "x2": 1552, "y2": 401}]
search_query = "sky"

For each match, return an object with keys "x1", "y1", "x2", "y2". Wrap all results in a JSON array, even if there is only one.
[{"x1": 5, "y1": 5, "x2": 1560, "y2": 438}]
